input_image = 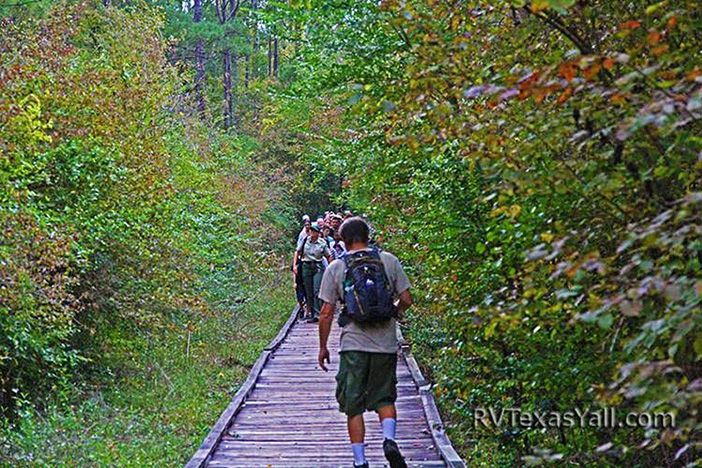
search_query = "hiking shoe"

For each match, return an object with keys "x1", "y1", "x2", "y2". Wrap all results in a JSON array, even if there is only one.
[
  {"x1": 353, "y1": 463, "x2": 369, "y2": 468},
  {"x1": 307, "y1": 316, "x2": 319, "y2": 323},
  {"x1": 383, "y1": 439, "x2": 407, "y2": 468}
]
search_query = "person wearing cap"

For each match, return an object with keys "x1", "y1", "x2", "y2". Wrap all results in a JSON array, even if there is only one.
[
  {"x1": 292, "y1": 222, "x2": 332, "y2": 322},
  {"x1": 297, "y1": 215, "x2": 312, "y2": 244}
]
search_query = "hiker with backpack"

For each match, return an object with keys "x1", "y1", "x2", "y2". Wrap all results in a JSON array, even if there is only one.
[
  {"x1": 317, "y1": 217, "x2": 413, "y2": 468},
  {"x1": 293, "y1": 222, "x2": 332, "y2": 323}
]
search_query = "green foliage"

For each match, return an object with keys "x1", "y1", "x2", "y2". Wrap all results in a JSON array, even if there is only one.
[
  {"x1": 275, "y1": 0, "x2": 702, "y2": 464},
  {"x1": 0, "y1": 0, "x2": 292, "y2": 424},
  {"x1": 1, "y1": 269, "x2": 292, "y2": 466},
  {"x1": 3, "y1": 0, "x2": 701, "y2": 465}
]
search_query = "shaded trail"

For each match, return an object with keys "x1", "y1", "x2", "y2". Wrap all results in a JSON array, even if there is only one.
[{"x1": 187, "y1": 308, "x2": 464, "y2": 467}]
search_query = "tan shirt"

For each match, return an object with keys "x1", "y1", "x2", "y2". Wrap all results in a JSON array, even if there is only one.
[
  {"x1": 297, "y1": 236, "x2": 331, "y2": 262},
  {"x1": 318, "y1": 248, "x2": 411, "y2": 354}
]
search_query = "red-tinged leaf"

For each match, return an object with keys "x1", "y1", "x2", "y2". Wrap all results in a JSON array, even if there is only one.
[
  {"x1": 685, "y1": 69, "x2": 701, "y2": 81},
  {"x1": 518, "y1": 71, "x2": 539, "y2": 90},
  {"x1": 652, "y1": 44, "x2": 669, "y2": 56},
  {"x1": 559, "y1": 63, "x2": 577, "y2": 81},
  {"x1": 647, "y1": 30, "x2": 661, "y2": 45},
  {"x1": 557, "y1": 87, "x2": 573, "y2": 104},
  {"x1": 620, "y1": 20, "x2": 641, "y2": 30},
  {"x1": 611, "y1": 93, "x2": 628, "y2": 105},
  {"x1": 533, "y1": 88, "x2": 548, "y2": 103},
  {"x1": 583, "y1": 63, "x2": 602, "y2": 81},
  {"x1": 602, "y1": 57, "x2": 615, "y2": 71}
]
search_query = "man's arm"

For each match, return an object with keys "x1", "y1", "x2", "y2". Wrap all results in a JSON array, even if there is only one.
[
  {"x1": 318, "y1": 301, "x2": 336, "y2": 371},
  {"x1": 395, "y1": 289, "x2": 413, "y2": 320}
]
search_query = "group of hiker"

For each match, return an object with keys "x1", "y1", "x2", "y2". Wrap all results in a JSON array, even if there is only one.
[
  {"x1": 291, "y1": 213, "x2": 414, "y2": 468},
  {"x1": 292, "y1": 211, "x2": 351, "y2": 322}
]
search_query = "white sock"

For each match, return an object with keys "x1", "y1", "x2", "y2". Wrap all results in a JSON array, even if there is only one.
[
  {"x1": 382, "y1": 417, "x2": 397, "y2": 440},
  {"x1": 351, "y1": 442, "x2": 366, "y2": 465}
]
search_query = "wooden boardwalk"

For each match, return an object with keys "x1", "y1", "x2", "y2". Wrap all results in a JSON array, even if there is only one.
[{"x1": 187, "y1": 307, "x2": 464, "y2": 468}]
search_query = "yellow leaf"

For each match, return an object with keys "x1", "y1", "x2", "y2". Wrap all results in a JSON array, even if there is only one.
[{"x1": 531, "y1": 0, "x2": 549, "y2": 12}]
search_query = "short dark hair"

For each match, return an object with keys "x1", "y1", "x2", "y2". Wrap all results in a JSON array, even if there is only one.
[{"x1": 339, "y1": 217, "x2": 369, "y2": 245}]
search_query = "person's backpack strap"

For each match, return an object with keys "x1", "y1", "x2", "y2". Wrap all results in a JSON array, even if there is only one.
[{"x1": 297, "y1": 236, "x2": 309, "y2": 255}]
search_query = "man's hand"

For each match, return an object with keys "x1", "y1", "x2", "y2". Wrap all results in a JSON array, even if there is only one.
[
  {"x1": 318, "y1": 302, "x2": 335, "y2": 372},
  {"x1": 318, "y1": 347, "x2": 330, "y2": 371}
]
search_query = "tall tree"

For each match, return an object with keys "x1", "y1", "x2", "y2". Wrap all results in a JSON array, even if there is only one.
[
  {"x1": 267, "y1": 34, "x2": 272, "y2": 77},
  {"x1": 272, "y1": 35, "x2": 278, "y2": 77},
  {"x1": 216, "y1": 0, "x2": 243, "y2": 129},
  {"x1": 244, "y1": 0, "x2": 258, "y2": 89},
  {"x1": 193, "y1": 0, "x2": 206, "y2": 119}
]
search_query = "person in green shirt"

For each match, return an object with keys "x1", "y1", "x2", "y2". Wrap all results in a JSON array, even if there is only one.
[{"x1": 292, "y1": 223, "x2": 332, "y2": 322}]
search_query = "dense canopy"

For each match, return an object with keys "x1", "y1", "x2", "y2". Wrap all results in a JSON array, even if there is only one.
[{"x1": 1, "y1": 0, "x2": 700, "y2": 465}]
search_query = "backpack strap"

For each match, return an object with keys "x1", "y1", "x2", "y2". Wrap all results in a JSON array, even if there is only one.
[{"x1": 297, "y1": 236, "x2": 309, "y2": 255}]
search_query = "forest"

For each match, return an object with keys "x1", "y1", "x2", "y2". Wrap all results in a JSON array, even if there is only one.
[{"x1": 1, "y1": 0, "x2": 701, "y2": 466}]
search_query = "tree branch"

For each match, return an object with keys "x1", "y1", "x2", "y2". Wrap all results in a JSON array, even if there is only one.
[{"x1": 524, "y1": 5, "x2": 593, "y2": 55}]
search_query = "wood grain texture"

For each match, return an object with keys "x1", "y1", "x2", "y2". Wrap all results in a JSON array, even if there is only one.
[{"x1": 186, "y1": 308, "x2": 464, "y2": 467}]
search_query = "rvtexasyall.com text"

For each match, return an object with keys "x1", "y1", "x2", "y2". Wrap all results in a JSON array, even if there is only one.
[{"x1": 474, "y1": 407, "x2": 675, "y2": 429}]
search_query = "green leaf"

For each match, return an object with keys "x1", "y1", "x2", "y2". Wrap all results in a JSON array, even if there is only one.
[{"x1": 597, "y1": 313, "x2": 614, "y2": 329}]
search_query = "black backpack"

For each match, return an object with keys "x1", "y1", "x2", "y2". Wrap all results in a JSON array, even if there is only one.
[{"x1": 340, "y1": 248, "x2": 396, "y2": 324}]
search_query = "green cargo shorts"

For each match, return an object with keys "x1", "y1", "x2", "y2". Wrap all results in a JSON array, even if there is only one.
[{"x1": 335, "y1": 351, "x2": 398, "y2": 417}]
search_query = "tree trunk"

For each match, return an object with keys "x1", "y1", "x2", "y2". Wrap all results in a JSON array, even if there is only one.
[
  {"x1": 249, "y1": 0, "x2": 258, "y2": 83},
  {"x1": 193, "y1": 0, "x2": 206, "y2": 119},
  {"x1": 267, "y1": 35, "x2": 273, "y2": 77},
  {"x1": 223, "y1": 49, "x2": 233, "y2": 128},
  {"x1": 244, "y1": 53, "x2": 250, "y2": 89},
  {"x1": 273, "y1": 36, "x2": 279, "y2": 77}
]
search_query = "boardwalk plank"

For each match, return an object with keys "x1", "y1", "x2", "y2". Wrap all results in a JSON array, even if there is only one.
[{"x1": 186, "y1": 307, "x2": 464, "y2": 467}]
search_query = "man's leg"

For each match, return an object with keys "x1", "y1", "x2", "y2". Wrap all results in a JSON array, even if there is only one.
[
  {"x1": 377, "y1": 404, "x2": 397, "y2": 420},
  {"x1": 347, "y1": 414, "x2": 366, "y2": 466},
  {"x1": 337, "y1": 352, "x2": 370, "y2": 467},
  {"x1": 348, "y1": 413, "x2": 366, "y2": 442},
  {"x1": 378, "y1": 404, "x2": 397, "y2": 438},
  {"x1": 368, "y1": 354, "x2": 406, "y2": 468},
  {"x1": 301, "y1": 263, "x2": 314, "y2": 318},
  {"x1": 311, "y1": 265, "x2": 324, "y2": 319}
]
